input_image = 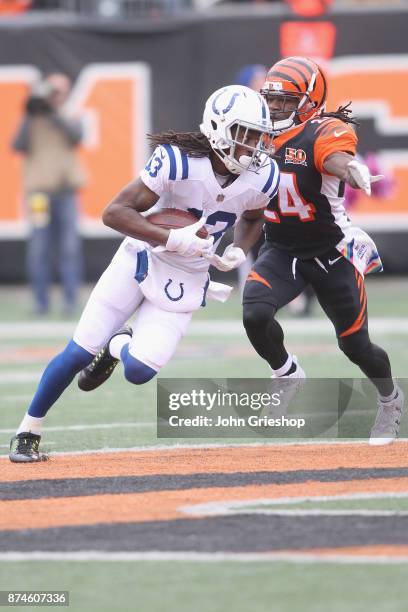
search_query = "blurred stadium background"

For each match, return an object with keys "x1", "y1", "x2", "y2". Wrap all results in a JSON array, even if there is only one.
[
  {"x1": 0, "y1": 0, "x2": 407, "y2": 610},
  {"x1": 1, "y1": 0, "x2": 408, "y2": 282}
]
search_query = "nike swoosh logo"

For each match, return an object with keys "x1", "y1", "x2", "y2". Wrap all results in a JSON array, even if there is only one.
[
  {"x1": 328, "y1": 256, "x2": 342, "y2": 265},
  {"x1": 334, "y1": 130, "x2": 348, "y2": 137}
]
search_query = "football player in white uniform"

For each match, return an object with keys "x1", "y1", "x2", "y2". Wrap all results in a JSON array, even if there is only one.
[{"x1": 9, "y1": 84, "x2": 280, "y2": 462}]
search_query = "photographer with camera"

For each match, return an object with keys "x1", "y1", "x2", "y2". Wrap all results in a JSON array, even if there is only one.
[{"x1": 12, "y1": 73, "x2": 86, "y2": 316}]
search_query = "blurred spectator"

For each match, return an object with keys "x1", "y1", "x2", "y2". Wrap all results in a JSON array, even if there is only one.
[
  {"x1": 12, "y1": 73, "x2": 86, "y2": 316},
  {"x1": 235, "y1": 64, "x2": 267, "y2": 93}
]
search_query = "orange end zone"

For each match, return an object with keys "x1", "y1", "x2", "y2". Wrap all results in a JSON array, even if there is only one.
[
  {"x1": 2, "y1": 442, "x2": 408, "y2": 483},
  {"x1": 2, "y1": 476, "x2": 408, "y2": 532}
]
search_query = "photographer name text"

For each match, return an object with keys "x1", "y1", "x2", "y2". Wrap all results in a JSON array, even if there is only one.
[{"x1": 167, "y1": 414, "x2": 306, "y2": 428}]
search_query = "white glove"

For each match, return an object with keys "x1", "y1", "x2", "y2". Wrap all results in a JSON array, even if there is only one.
[
  {"x1": 204, "y1": 244, "x2": 246, "y2": 272},
  {"x1": 163, "y1": 217, "x2": 214, "y2": 257},
  {"x1": 345, "y1": 160, "x2": 384, "y2": 196}
]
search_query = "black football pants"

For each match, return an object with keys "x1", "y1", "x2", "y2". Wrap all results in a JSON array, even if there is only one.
[{"x1": 243, "y1": 242, "x2": 394, "y2": 396}]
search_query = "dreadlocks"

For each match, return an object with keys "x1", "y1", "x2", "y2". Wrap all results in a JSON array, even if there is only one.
[
  {"x1": 148, "y1": 130, "x2": 212, "y2": 158},
  {"x1": 321, "y1": 101, "x2": 359, "y2": 126}
]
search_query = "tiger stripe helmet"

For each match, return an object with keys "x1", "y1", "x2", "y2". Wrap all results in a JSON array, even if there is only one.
[{"x1": 261, "y1": 56, "x2": 327, "y2": 133}]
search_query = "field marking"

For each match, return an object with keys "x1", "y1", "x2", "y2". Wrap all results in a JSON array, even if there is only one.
[
  {"x1": 0, "y1": 442, "x2": 55, "y2": 449},
  {"x1": 1, "y1": 551, "x2": 408, "y2": 564},
  {"x1": 0, "y1": 371, "x2": 42, "y2": 384},
  {"x1": 1, "y1": 395, "x2": 35, "y2": 402},
  {"x1": 0, "y1": 422, "x2": 155, "y2": 435},
  {"x1": 0, "y1": 414, "x2": 370, "y2": 435},
  {"x1": 0, "y1": 318, "x2": 407, "y2": 339},
  {"x1": 10, "y1": 477, "x2": 408, "y2": 531},
  {"x1": 0, "y1": 438, "x2": 392, "y2": 459},
  {"x1": 197, "y1": 509, "x2": 408, "y2": 517},
  {"x1": 181, "y1": 491, "x2": 408, "y2": 517}
]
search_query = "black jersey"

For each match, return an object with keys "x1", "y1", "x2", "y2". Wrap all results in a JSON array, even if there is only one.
[{"x1": 264, "y1": 117, "x2": 357, "y2": 259}]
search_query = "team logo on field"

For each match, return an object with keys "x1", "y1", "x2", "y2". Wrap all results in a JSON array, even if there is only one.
[{"x1": 285, "y1": 147, "x2": 307, "y2": 166}]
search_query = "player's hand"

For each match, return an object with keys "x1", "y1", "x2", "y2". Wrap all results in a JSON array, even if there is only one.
[
  {"x1": 165, "y1": 217, "x2": 214, "y2": 257},
  {"x1": 345, "y1": 160, "x2": 384, "y2": 196},
  {"x1": 204, "y1": 244, "x2": 246, "y2": 272}
]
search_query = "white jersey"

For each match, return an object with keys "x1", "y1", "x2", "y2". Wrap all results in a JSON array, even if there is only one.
[
  {"x1": 75, "y1": 147, "x2": 279, "y2": 365},
  {"x1": 125, "y1": 144, "x2": 279, "y2": 268},
  {"x1": 122, "y1": 143, "x2": 279, "y2": 311}
]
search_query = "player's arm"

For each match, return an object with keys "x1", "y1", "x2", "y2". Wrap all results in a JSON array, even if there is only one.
[
  {"x1": 103, "y1": 177, "x2": 211, "y2": 257},
  {"x1": 315, "y1": 122, "x2": 382, "y2": 196},
  {"x1": 233, "y1": 208, "x2": 265, "y2": 254},
  {"x1": 323, "y1": 151, "x2": 354, "y2": 180},
  {"x1": 104, "y1": 143, "x2": 212, "y2": 257},
  {"x1": 323, "y1": 153, "x2": 384, "y2": 196},
  {"x1": 204, "y1": 208, "x2": 265, "y2": 272},
  {"x1": 103, "y1": 177, "x2": 170, "y2": 245}
]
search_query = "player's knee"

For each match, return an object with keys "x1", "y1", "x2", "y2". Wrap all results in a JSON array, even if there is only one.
[
  {"x1": 243, "y1": 302, "x2": 276, "y2": 333},
  {"x1": 338, "y1": 330, "x2": 371, "y2": 364},
  {"x1": 124, "y1": 355, "x2": 157, "y2": 385}
]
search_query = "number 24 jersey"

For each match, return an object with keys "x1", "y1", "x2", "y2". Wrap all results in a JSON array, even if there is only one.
[{"x1": 265, "y1": 117, "x2": 358, "y2": 259}]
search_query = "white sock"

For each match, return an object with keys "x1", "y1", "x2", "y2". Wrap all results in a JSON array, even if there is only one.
[
  {"x1": 272, "y1": 354, "x2": 294, "y2": 377},
  {"x1": 109, "y1": 334, "x2": 131, "y2": 360},
  {"x1": 380, "y1": 386, "x2": 398, "y2": 403},
  {"x1": 17, "y1": 414, "x2": 44, "y2": 436}
]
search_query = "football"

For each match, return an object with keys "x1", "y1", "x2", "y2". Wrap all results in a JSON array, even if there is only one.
[{"x1": 145, "y1": 208, "x2": 208, "y2": 239}]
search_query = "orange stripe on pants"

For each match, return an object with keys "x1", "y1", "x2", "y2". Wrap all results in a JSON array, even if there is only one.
[{"x1": 246, "y1": 270, "x2": 272, "y2": 290}]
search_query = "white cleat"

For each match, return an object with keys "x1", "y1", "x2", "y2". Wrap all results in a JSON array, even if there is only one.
[
  {"x1": 269, "y1": 356, "x2": 306, "y2": 417},
  {"x1": 369, "y1": 386, "x2": 404, "y2": 446}
]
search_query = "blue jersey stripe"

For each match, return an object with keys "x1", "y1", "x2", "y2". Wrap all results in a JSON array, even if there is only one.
[
  {"x1": 180, "y1": 151, "x2": 189, "y2": 180},
  {"x1": 134, "y1": 250, "x2": 149, "y2": 283},
  {"x1": 162, "y1": 144, "x2": 177, "y2": 180},
  {"x1": 201, "y1": 277, "x2": 210, "y2": 307},
  {"x1": 268, "y1": 160, "x2": 280, "y2": 197},
  {"x1": 261, "y1": 160, "x2": 277, "y2": 194}
]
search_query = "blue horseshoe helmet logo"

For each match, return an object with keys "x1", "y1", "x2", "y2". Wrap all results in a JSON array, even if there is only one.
[
  {"x1": 212, "y1": 90, "x2": 241, "y2": 116},
  {"x1": 165, "y1": 279, "x2": 184, "y2": 302}
]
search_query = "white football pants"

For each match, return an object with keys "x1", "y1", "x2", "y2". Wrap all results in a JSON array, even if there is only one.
[{"x1": 73, "y1": 243, "x2": 192, "y2": 371}]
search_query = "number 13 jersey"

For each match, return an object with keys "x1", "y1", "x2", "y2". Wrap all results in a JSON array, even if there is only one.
[{"x1": 265, "y1": 117, "x2": 358, "y2": 259}]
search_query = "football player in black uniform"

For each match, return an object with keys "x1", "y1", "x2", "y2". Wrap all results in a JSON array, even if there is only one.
[{"x1": 243, "y1": 56, "x2": 404, "y2": 445}]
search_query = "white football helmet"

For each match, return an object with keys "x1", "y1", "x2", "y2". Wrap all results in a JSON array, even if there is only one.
[{"x1": 200, "y1": 85, "x2": 274, "y2": 175}]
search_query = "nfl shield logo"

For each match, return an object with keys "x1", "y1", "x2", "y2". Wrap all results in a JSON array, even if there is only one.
[{"x1": 216, "y1": 194, "x2": 225, "y2": 202}]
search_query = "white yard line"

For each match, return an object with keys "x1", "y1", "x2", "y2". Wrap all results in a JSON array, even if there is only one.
[
  {"x1": 217, "y1": 509, "x2": 408, "y2": 517},
  {"x1": 0, "y1": 371, "x2": 42, "y2": 384},
  {"x1": 181, "y1": 494, "x2": 408, "y2": 518},
  {"x1": 1, "y1": 395, "x2": 35, "y2": 402},
  {"x1": 0, "y1": 318, "x2": 407, "y2": 339},
  {"x1": 1, "y1": 438, "x2": 405, "y2": 459},
  {"x1": 181, "y1": 491, "x2": 408, "y2": 517},
  {"x1": 0, "y1": 442, "x2": 55, "y2": 448},
  {"x1": 193, "y1": 319, "x2": 408, "y2": 336},
  {"x1": 0, "y1": 422, "x2": 155, "y2": 434},
  {"x1": 0, "y1": 551, "x2": 407, "y2": 564}
]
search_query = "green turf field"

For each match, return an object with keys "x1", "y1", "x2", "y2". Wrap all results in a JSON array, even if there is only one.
[
  {"x1": 2, "y1": 561, "x2": 408, "y2": 612},
  {"x1": 0, "y1": 278, "x2": 407, "y2": 453},
  {"x1": 0, "y1": 279, "x2": 407, "y2": 612}
]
